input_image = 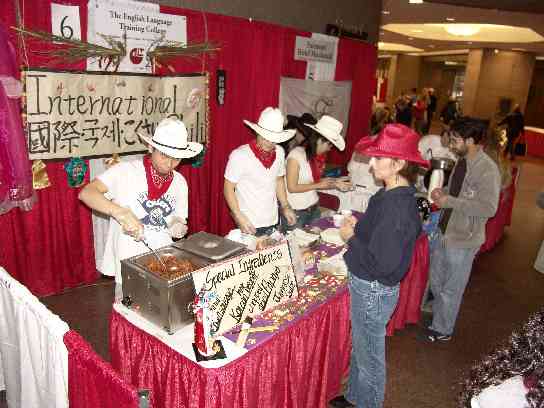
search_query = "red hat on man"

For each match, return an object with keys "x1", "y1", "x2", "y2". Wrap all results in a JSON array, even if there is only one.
[{"x1": 355, "y1": 124, "x2": 429, "y2": 168}]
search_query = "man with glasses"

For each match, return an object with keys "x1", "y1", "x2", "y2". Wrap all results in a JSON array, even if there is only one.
[{"x1": 419, "y1": 117, "x2": 500, "y2": 342}]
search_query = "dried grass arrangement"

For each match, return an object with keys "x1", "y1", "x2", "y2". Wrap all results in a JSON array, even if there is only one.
[
  {"x1": 148, "y1": 40, "x2": 221, "y2": 72},
  {"x1": 11, "y1": 26, "x2": 126, "y2": 71}
]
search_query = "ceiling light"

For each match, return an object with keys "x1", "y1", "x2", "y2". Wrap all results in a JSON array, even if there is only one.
[
  {"x1": 446, "y1": 17, "x2": 456, "y2": 22},
  {"x1": 536, "y1": 56, "x2": 544, "y2": 60},
  {"x1": 444, "y1": 25, "x2": 481, "y2": 37},
  {"x1": 382, "y1": 23, "x2": 544, "y2": 43},
  {"x1": 409, "y1": 0, "x2": 424, "y2": 3},
  {"x1": 382, "y1": 10, "x2": 390, "y2": 15},
  {"x1": 512, "y1": 48, "x2": 526, "y2": 51},
  {"x1": 494, "y1": 49, "x2": 499, "y2": 54},
  {"x1": 444, "y1": 61, "x2": 460, "y2": 65},
  {"x1": 378, "y1": 42, "x2": 424, "y2": 53}
]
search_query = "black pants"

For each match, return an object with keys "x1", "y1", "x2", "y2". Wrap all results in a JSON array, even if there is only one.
[{"x1": 504, "y1": 131, "x2": 520, "y2": 158}]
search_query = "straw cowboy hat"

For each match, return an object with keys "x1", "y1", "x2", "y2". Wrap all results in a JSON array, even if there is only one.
[
  {"x1": 243, "y1": 107, "x2": 296, "y2": 143},
  {"x1": 305, "y1": 115, "x2": 345, "y2": 151},
  {"x1": 357, "y1": 123, "x2": 429, "y2": 167},
  {"x1": 139, "y1": 118, "x2": 203, "y2": 159}
]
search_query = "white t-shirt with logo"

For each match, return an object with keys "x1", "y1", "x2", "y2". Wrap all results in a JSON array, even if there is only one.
[
  {"x1": 224, "y1": 144, "x2": 285, "y2": 228},
  {"x1": 286, "y1": 147, "x2": 319, "y2": 210},
  {"x1": 97, "y1": 159, "x2": 188, "y2": 283}
]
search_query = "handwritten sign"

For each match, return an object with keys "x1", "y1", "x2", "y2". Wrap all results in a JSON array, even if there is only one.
[
  {"x1": 192, "y1": 242, "x2": 298, "y2": 335},
  {"x1": 23, "y1": 69, "x2": 208, "y2": 159}
]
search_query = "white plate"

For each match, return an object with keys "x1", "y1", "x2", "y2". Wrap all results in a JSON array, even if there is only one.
[{"x1": 320, "y1": 228, "x2": 345, "y2": 246}]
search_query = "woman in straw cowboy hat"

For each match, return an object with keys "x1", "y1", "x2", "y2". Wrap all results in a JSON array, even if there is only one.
[
  {"x1": 330, "y1": 124, "x2": 429, "y2": 408},
  {"x1": 79, "y1": 117, "x2": 203, "y2": 300},
  {"x1": 284, "y1": 115, "x2": 352, "y2": 228},
  {"x1": 224, "y1": 107, "x2": 297, "y2": 236}
]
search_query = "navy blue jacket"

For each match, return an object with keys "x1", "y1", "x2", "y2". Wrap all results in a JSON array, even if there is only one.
[{"x1": 344, "y1": 186, "x2": 421, "y2": 286}]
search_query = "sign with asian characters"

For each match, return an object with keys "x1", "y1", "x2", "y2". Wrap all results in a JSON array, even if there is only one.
[
  {"x1": 191, "y1": 242, "x2": 298, "y2": 335},
  {"x1": 23, "y1": 69, "x2": 208, "y2": 159}
]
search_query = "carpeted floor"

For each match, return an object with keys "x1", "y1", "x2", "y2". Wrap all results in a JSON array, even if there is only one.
[{"x1": 1, "y1": 156, "x2": 543, "y2": 408}]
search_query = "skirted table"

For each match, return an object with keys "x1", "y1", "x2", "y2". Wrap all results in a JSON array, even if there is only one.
[
  {"x1": 524, "y1": 127, "x2": 544, "y2": 158},
  {"x1": 109, "y1": 216, "x2": 429, "y2": 408}
]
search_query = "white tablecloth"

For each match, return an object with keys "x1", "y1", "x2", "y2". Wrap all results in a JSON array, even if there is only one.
[
  {"x1": 0, "y1": 267, "x2": 69, "y2": 408},
  {"x1": 113, "y1": 303, "x2": 247, "y2": 368}
]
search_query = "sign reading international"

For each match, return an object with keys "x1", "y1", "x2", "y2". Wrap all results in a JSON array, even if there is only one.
[
  {"x1": 191, "y1": 243, "x2": 298, "y2": 335},
  {"x1": 294, "y1": 36, "x2": 336, "y2": 63},
  {"x1": 23, "y1": 69, "x2": 208, "y2": 159}
]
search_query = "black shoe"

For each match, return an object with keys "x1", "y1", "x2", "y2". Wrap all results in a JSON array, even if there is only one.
[
  {"x1": 329, "y1": 395, "x2": 355, "y2": 408},
  {"x1": 417, "y1": 327, "x2": 452, "y2": 343}
]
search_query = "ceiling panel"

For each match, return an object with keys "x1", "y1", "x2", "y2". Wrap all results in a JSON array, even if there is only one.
[{"x1": 425, "y1": 0, "x2": 544, "y2": 14}]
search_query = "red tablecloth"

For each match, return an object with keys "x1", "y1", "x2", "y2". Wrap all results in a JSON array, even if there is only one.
[
  {"x1": 524, "y1": 128, "x2": 544, "y2": 158},
  {"x1": 110, "y1": 290, "x2": 351, "y2": 408},
  {"x1": 109, "y1": 235, "x2": 429, "y2": 408},
  {"x1": 386, "y1": 234, "x2": 429, "y2": 335},
  {"x1": 64, "y1": 330, "x2": 139, "y2": 408},
  {"x1": 479, "y1": 167, "x2": 518, "y2": 254}
]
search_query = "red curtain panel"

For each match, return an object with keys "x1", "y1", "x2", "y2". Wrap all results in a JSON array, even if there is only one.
[{"x1": 0, "y1": 1, "x2": 377, "y2": 295}]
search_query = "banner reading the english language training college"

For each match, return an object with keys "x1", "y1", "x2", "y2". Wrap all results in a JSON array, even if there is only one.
[
  {"x1": 23, "y1": 69, "x2": 208, "y2": 159},
  {"x1": 87, "y1": 0, "x2": 186, "y2": 73}
]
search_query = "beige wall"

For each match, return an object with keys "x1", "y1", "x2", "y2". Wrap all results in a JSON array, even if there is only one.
[
  {"x1": 464, "y1": 49, "x2": 535, "y2": 121},
  {"x1": 525, "y1": 61, "x2": 544, "y2": 128},
  {"x1": 386, "y1": 54, "x2": 422, "y2": 105},
  {"x1": 148, "y1": 0, "x2": 383, "y2": 43}
]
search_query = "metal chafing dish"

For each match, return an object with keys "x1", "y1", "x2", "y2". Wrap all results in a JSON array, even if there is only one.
[{"x1": 120, "y1": 233, "x2": 246, "y2": 334}]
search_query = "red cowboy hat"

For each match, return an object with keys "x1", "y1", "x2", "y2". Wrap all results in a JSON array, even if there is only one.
[
  {"x1": 354, "y1": 135, "x2": 377, "y2": 154},
  {"x1": 356, "y1": 124, "x2": 429, "y2": 167}
]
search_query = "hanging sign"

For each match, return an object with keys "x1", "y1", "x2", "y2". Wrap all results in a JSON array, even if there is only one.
[
  {"x1": 51, "y1": 3, "x2": 82, "y2": 41},
  {"x1": 294, "y1": 36, "x2": 336, "y2": 64},
  {"x1": 191, "y1": 242, "x2": 298, "y2": 335},
  {"x1": 23, "y1": 69, "x2": 208, "y2": 159},
  {"x1": 216, "y1": 69, "x2": 226, "y2": 106},
  {"x1": 87, "y1": 0, "x2": 186, "y2": 73}
]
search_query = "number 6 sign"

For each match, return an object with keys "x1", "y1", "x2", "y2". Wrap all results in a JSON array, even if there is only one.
[{"x1": 51, "y1": 3, "x2": 81, "y2": 41}]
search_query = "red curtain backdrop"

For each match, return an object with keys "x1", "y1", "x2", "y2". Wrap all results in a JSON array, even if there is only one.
[{"x1": 0, "y1": 1, "x2": 377, "y2": 295}]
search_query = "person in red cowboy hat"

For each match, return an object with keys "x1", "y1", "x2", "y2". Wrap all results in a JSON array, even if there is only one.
[
  {"x1": 79, "y1": 118, "x2": 203, "y2": 300},
  {"x1": 329, "y1": 123, "x2": 429, "y2": 408}
]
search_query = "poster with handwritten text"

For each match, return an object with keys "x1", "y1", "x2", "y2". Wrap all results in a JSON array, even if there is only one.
[
  {"x1": 24, "y1": 69, "x2": 208, "y2": 159},
  {"x1": 191, "y1": 243, "x2": 298, "y2": 335}
]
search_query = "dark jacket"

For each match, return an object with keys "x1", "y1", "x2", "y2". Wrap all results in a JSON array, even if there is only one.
[
  {"x1": 344, "y1": 186, "x2": 421, "y2": 286},
  {"x1": 499, "y1": 111, "x2": 525, "y2": 139},
  {"x1": 441, "y1": 101, "x2": 458, "y2": 125}
]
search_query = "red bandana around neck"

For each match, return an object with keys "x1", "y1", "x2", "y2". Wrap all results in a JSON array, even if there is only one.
[
  {"x1": 143, "y1": 154, "x2": 174, "y2": 201},
  {"x1": 249, "y1": 140, "x2": 276, "y2": 169},
  {"x1": 310, "y1": 154, "x2": 327, "y2": 182}
]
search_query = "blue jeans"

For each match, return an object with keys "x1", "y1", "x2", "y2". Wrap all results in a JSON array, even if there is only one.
[
  {"x1": 280, "y1": 203, "x2": 321, "y2": 232},
  {"x1": 346, "y1": 274, "x2": 399, "y2": 408},
  {"x1": 429, "y1": 232, "x2": 478, "y2": 335}
]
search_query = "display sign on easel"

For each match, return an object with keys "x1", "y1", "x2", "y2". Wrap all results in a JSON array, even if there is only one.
[{"x1": 191, "y1": 242, "x2": 298, "y2": 335}]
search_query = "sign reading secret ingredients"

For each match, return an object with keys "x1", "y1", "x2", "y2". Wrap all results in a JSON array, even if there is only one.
[{"x1": 192, "y1": 242, "x2": 298, "y2": 335}]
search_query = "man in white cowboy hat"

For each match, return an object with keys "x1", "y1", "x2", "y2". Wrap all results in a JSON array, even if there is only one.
[
  {"x1": 79, "y1": 118, "x2": 203, "y2": 300},
  {"x1": 224, "y1": 107, "x2": 297, "y2": 236}
]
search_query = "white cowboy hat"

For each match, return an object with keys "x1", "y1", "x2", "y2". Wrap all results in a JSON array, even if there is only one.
[
  {"x1": 139, "y1": 118, "x2": 203, "y2": 159},
  {"x1": 243, "y1": 107, "x2": 296, "y2": 143},
  {"x1": 305, "y1": 115, "x2": 345, "y2": 151}
]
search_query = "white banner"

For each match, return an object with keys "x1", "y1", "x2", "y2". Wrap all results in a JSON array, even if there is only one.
[
  {"x1": 294, "y1": 36, "x2": 336, "y2": 63},
  {"x1": 87, "y1": 0, "x2": 186, "y2": 73},
  {"x1": 279, "y1": 77, "x2": 352, "y2": 136},
  {"x1": 24, "y1": 69, "x2": 208, "y2": 159},
  {"x1": 192, "y1": 243, "x2": 298, "y2": 335},
  {"x1": 51, "y1": 3, "x2": 81, "y2": 41},
  {"x1": 305, "y1": 33, "x2": 339, "y2": 81}
]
